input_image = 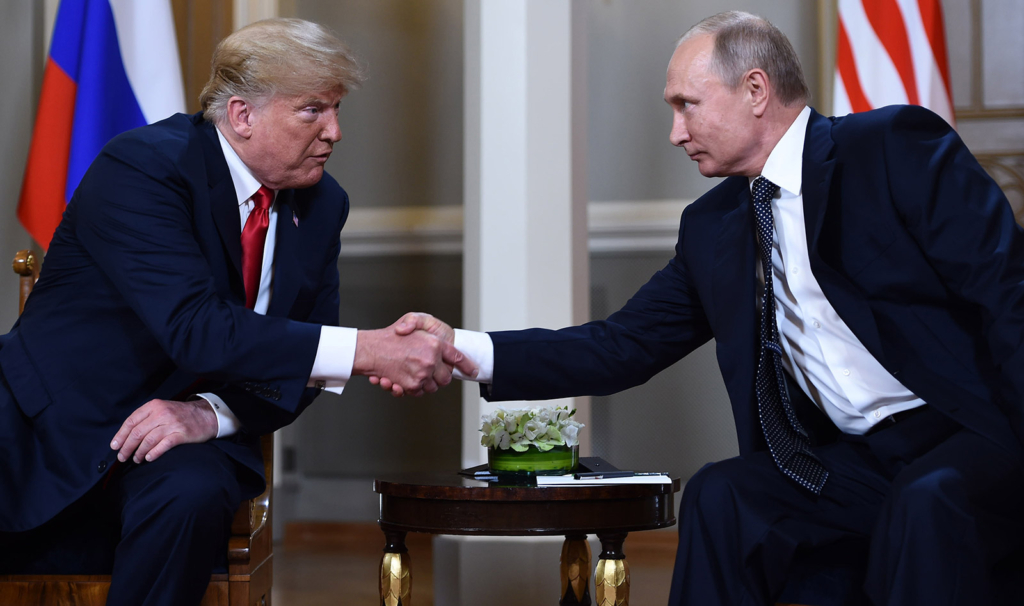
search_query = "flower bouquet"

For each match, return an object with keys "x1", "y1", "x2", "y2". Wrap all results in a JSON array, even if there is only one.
[{"x1": 480, "y1": 405, "x2": 584, "y2": 476}]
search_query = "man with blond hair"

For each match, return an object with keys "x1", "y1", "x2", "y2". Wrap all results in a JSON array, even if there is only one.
[
  {"x1": 0, "y1": 18, "x2": 473, "y2": 605},
  {"x1": 401, "y1": 10, "x2": 1024, "y2": 605}
]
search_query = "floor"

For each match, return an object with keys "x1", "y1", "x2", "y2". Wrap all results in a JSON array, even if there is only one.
[{"x1": 272, "y1": 522, "x2": 678, "y2": 605}]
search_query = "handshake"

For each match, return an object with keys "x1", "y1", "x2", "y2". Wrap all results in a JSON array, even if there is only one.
[{"x1": 354, "y1": 312, "x2": 476, "y2": 397}]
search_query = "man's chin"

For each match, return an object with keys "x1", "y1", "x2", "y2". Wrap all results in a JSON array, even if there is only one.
[
  {"x1": 287, "y1": 168, "x2": 325, "y2": 190},
  {"x1": 695, "y1": 162, "x2": 720, "y2": 178}
]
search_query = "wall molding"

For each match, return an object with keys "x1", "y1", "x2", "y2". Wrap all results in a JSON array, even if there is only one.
[{"x1": 340, "y1": 200, "x2": 693, "y2": 257}]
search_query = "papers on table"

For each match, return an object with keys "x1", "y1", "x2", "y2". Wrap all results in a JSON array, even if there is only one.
[
  {"x1": 457, "y1": 457, "x2": 672, "y2": 486},
  {"x1": 536, "y1": 473, "x2": 672, "y2": 486}
]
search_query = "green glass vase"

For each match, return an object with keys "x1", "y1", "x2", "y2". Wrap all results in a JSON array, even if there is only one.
[{"x1": 488, "y1": 444, "x2": 579, "y2": 477}]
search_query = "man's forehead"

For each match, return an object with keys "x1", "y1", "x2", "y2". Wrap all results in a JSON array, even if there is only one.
[
  {"x1": 669, "y1": 34, "x2": 713, "y2": 75},
  {"x1": 282, "y1": 87, "x2": 347, "y2": 106}
]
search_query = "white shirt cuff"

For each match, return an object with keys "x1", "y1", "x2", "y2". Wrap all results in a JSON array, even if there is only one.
[
  {"x1": 196, "y1": 393, "x2": 241, "y2": 438},
  {"x1": 453, "y1": 329, "x2": 493, "y2": 383},
  {"x1": 308, "y1": 325, "x2": 357, "y2": 395}
]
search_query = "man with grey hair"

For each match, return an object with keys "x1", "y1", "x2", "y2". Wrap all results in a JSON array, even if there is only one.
[
  {"x1": 402, "y1": 9, "x2": 1024, "y2": 605},
  {"x1": 0, "y1": 18, "x2": 474, "y2": 606}
]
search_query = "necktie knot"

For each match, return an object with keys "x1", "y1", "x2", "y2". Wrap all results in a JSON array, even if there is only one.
[
  {"x1": 752, "y1": 176, "x2": 777, "y2": 207},
  {"x1": 251, "y1": 185, "x2": 274, "y2": 211}
]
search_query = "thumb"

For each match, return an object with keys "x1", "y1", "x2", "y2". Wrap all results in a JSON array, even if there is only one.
[
  {"x1": 441, "y1": 341, "x2": 479, "y2": 378},
  {"x1": 394, "y1": 312, "x2": 430, "y2": 336}
]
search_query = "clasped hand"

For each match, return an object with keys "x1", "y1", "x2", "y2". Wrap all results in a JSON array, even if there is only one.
[{"x1": 359, "y1": 312, "x2": 474, "y2": 397}]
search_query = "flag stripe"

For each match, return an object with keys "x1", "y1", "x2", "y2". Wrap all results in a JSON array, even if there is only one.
[
  {"x1": 64, "y1": 0, "x2": 147, "y2": 202},
  {"x1": 48, "y1": 0, "x2": 88, "y2": 81},
  {"x1": 916, "y1": 0, "x2": 953, "y2": 104},
  {"x1": 837, "y1": 18, "x2": 873, "y2": 114},
  {"x1": 862, "y1": 0, "x2": 920, "y2": 105},
  {"x1": 109, "y1": 0, "x2": 186, "y2": 123},
  {"x1": 17, "y1": 59, "x2": 77, "y2": 249},
  {"x1": 841, "y1": 0, "x2": 909, "y2": 107}
]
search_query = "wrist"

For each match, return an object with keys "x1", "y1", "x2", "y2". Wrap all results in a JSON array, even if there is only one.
[
  {"x1": 353, "y1": 329, "x2": 382, "y2": 376},
  {"x1": 191, "y1": 398, "x2": 219, "y2": 440}
]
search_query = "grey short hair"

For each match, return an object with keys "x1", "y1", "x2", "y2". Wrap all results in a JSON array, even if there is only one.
[
  {"x1": 678, "y1": 11, "x2": 809, "y2": 106},
  {"x1": 200, "y1": 18, "x2": 367, "y2": 123}
]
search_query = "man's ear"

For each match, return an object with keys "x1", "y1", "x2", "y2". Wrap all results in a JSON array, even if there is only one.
[
  {"x1": 225, "y1": 96, "x2": 254, "y2": 139},
  {"x1": 746, "y1": 69, "x2": 770, "y2": 117}
]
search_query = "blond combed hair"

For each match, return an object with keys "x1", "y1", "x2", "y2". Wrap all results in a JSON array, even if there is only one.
[{"x1": 200, "y1": 18, "x2": 366, "y2": 123}]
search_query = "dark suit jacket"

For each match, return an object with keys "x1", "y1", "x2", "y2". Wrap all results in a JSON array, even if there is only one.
[
  {"x1": 0, "y1": 113, "x2": 349, "y2": 532},
  {"x1": 485, "y1": 105, "x2": 1024, "y2": 465}
]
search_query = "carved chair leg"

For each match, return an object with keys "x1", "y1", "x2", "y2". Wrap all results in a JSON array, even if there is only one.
[
  {"x1": 594, "y1": 533, "x2": 629, "y2": 606},
  {"x1": 560, "y1": 533, "x2": 592, "y2": 605},
  {"x1": 380, "y1": 530, "x2": 411, "y2": 606}
]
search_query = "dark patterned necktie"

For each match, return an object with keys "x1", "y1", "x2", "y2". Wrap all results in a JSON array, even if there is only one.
[{"x1": 752, "y1": 176, "x2": 828, "y2": 494}]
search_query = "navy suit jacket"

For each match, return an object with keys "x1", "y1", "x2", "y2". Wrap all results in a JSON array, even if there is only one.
[
  {"x1": 0, "y1": 113, "x2": 349, "y2": 532},
  {"x1": 486, "y1": 106, "x2": 1024, "y2": 464}
]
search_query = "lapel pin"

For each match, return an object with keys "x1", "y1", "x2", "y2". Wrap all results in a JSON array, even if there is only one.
[{"x1": 292, "y1": 210, "x2": 299, "y2": 227}]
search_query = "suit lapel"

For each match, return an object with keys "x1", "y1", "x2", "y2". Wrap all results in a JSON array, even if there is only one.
[
  {"x1": 712, "y1": 183, "x2": 759, "y2": 425},
  {"x1": 197, "y1": 120, "x2": 244, "y2": 279},
  {"x1": 802, "y1": 110, "x2": 886, "y2": 364},
  {"x1": 267, "y1": 189, "x2": 302, "y2": 318}
]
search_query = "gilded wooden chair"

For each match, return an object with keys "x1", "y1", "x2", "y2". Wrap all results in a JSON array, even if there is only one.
[{"x1": 0, "y1": 250, "x2": 274, "y2": 606}]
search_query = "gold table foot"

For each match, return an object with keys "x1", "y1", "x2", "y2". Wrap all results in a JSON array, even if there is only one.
[
  {"x1": 595, "y1": 533, "x2": 630, "y2": 606},
  {"x1": 380, "y1": 530, "x2": 411, "y2": 606},
  {"x1": 560, "y1": 533, "x2": 592, "y2": 605}
]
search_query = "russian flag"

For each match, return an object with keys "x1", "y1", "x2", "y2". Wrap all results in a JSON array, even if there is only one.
[{"x1": 18, "y1": 0, "x2": 185, "y2": 250}]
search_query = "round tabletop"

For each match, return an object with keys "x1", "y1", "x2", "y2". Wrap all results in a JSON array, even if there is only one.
[{"x1": 374, "y1": 472, "x2": 681, "y2": 536}]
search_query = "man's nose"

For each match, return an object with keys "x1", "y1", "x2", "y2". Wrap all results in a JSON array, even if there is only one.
[
  {"x1": 322, "y1": 116, "x2": 342, "y2": 143},
  {"x1": 669, "y1": 113, "x2": 689, "y2": 147}
]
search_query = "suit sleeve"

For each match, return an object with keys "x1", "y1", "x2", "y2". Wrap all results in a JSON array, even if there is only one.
[
  {"x1": 214, "y1": 210, "x2": 346, "y2": 436},
  {"x1": 882, "y1": 106, "x2": 1024, "y2": 408},
  {"x1": 487, "y1": 207, "x2": 714, "y2": 401},
  {"x1": 73, "y1": 131, "x2": 323, "y2": 413}
]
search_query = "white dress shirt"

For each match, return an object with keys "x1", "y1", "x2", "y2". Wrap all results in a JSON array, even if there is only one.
[
  {"x1": 455, "y1": 106, "x2": 924, "y2": 435},
  {"x1": 756, "y1": 106, "x2": 924, "y2": 434},
  {"x1": 197, "y1": 128, "x2": 357, "y2": 437}
]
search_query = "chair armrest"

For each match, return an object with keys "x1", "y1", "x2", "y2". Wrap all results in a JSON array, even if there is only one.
[
  {"x1": 228, "y1": 433, "x2": 274, "y2": 568},
  {"x1": 13, "y1": 250, "x2": 39, "y2": 315}
]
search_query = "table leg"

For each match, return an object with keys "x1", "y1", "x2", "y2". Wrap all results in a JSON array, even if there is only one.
[
  {"x1": 380, "y1": 529, "x2": 411, "y2": 606},
  {"x1": 560, "y1": 533, "x2": 592, "y2": 605},
  {"x1": 594, "y1": 533, "x2": 629, "y2": 606}
]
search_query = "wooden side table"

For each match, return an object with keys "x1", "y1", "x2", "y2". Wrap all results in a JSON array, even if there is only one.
[{"x1": 374, "y1": 473, "x2": 681, "y2": 605}]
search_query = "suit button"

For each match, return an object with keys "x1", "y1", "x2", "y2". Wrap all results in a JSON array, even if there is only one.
[{"x1": 97, "y1": 460, "x2": 108, "y2": 473}]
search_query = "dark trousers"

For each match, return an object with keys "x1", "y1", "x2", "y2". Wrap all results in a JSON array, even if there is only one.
[
  {"x1": 0, "y1": 443, "x2": 247, "y2": 606},
  {"x1": 668, "y1": 406, "x2": 1024, "y2": 606}
]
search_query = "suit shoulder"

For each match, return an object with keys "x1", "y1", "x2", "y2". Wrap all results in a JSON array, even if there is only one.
[
  {"x1": 830, "y1": 105, "x2": 952, "y2": 148},
  {"x1": 103, "y1": 113, "x2": 194, "y2": 158}
]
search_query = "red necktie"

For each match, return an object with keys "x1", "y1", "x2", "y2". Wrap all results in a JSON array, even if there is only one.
[{"x1": 240, "y1": 185, "x2": 274, "y2": 309}]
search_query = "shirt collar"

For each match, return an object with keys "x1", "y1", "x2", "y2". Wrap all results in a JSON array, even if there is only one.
[
  {"x1": 214, "y1": 126, "x2": 270, "y2": 206},
  {"x1": 756, "y1": 105, "x2": 811, "y2": 197}
]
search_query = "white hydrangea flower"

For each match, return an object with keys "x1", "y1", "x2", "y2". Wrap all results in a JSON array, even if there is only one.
[
  {"x1": 560, "y1": 423, "x2": 580, "y2": 447},
  {"x1": 479, "y1": 405, "x2": 582, "y2": 451},
  {"x1": 523, "y1": 419, "x2": 544, "y2": 441}
]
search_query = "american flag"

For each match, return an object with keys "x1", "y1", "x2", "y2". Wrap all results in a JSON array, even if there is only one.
[{"x1": 834, "y1": 0, "x2": 955, "y2": 127}]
